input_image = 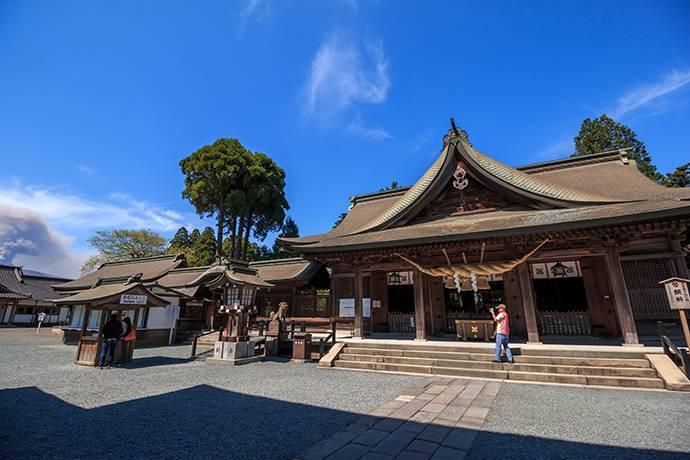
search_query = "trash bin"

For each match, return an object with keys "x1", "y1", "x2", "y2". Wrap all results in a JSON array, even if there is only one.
[{"x1": 292, "y1": 333, "x2": 312, "y2": 362}]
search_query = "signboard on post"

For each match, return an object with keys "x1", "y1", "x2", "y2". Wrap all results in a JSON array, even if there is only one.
[
  {"x1": 659, "y1": 277, "x2": 690, "y2": 350},
  {"x1": 120, "y1": 294, "x2": 148, "y2": 305},
  {"x1": 660, "y1": 277, "x2": 690, "y2": 310}
]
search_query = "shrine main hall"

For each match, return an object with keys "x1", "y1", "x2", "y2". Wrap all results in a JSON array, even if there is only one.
[{"x1": 279, "y1": 124, "x2": 690, "y2": 345}]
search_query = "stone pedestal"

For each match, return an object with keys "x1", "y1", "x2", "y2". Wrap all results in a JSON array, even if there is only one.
[{"x1": 207, "y1": 340, "x2": 262, "y2": 366}]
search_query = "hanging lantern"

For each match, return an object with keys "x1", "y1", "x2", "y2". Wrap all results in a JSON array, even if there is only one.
[
  {"x1": 388, "y1": 272, "x2": 403, "y2": 285},
  {"x1": 471, "y1": 273, "x2": 478, "y2": 292},
  {"x1": 477, "y1": 276, "x2": 491, "y2": 291}
]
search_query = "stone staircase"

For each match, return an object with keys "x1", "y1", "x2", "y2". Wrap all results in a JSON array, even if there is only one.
[{"x1": 333, "y1": 342, "x2": 666, "y2": 390}]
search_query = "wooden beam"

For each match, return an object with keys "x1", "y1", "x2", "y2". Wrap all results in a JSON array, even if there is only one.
[
  {"x1": 604, "y1": 245, "x2": 640, "y2": 345},
  {"x1": 516, "y1": 262, "x2": 540, "y2": 343}
]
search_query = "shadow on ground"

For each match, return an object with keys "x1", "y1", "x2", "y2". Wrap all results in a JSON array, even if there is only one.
[{"x1": 1, "y1": 386, "x2": 687, "y2": 460}]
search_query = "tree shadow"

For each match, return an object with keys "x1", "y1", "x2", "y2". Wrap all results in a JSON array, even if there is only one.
[{"x1": 1, "y1": 385, "x2": 687, "y2": 459}]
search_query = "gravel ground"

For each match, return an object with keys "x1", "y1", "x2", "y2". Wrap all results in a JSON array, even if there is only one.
[
  {"x1": 468, "y1": 382, "x2": 690, "y2": 459},
  {"x1": 0, "y1": 329, "x2": 425, "y2": 459}
]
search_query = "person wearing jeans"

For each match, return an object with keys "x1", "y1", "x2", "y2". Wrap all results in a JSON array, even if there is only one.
[
  {"x1": 98, "y1": 313, "x2": 123, "y2": 369},
  {"x1": 491, "y1": 304, "x2": 513, "y2": 363}
]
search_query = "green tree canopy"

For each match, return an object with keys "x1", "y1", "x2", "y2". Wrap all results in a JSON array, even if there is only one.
[
  {"x1": 180, "y1": 138, "x2": 250, "y2": 261},
  {"x1": 81, "y1": 229, "x2": 167, "y2": 274},
  {"x1": 333, "y1": 211, "x2": 348, "y2": 229},
  {"x1": 661, "y1": 163, "x2": 690, "y2": 188},
  {"x1": 192, "y1": 226, "x2": 217, "y2": 266},
  {"x1": 169, "y1": 227, "x2": 193, "y2": 249},
  {"x1": 573, "y1": 114, "x2": 662, "y2": 182},
  {"x1": 181, "y1": 138, "x2": 289, "y2": 262}
]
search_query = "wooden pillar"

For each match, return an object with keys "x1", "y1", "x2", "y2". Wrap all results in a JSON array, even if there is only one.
[
  {"x1": 329, "y1": 274, "x2": 336, "y2": 318},
  {"x1": 604, "y1": 245, "x2": 640, "y2": 345},
  {"x1": 353, "y1": 266, "x2": 364, "y2": 338},
  {"x1": 516, "y1": 262, "x2": 540, "y2": 343},
  {"x1": 671, "y1": 239, "x2": 690, "y2": 347},
  {"x1": 413, "y1": 268, "x2": 427, "y2": 341},
  {"x1": 428, "y1": 276, "x2": 446, "y2": 335}
]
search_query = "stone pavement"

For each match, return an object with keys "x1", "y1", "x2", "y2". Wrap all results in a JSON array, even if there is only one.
[{"x1": 298, "y1": 378, "x2": 499, "y2": 460}]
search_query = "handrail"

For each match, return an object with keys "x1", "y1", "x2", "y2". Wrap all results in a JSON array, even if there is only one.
[
  {"x1": 190, "y1": 328, "x2": 223, "y2": 359},
  {"x1": 318, "y1": 319, "x2": 337, "y2": 358},
  {"x1": 657, "y1": 321, "x2": 689, "y2": 377}
]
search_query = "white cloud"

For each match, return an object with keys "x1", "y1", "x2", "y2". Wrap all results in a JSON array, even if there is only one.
[
  {"x1": 304, "y1": 33, "x2": 390, "y2": 117},
  {"x1": 76, "y1": 164, "x2": 95, "y2": 174},
  {"x1": 610, "y1": 68, "x2": 690, "y2": 119},
  {"x1": 347, "y1": 115, "x2": 391, "y2": 141},
  {"x1": 237, "y1": 0, "x2": 271, "y2": 37},
  {"x1": 0, "y1": 179, "x2": 190, "y2": 234},
  {"x1": 536, "y1": 138, "x2": 575, "y2": 160},
  {"x1": 0, "y1": 205, "x2": 89, "y2": 278}
]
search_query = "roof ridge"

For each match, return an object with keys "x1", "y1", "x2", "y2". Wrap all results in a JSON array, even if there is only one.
[
  {"x1": 249, "y1": 257, "x2": 308, "y2": 266},
  {"x1": 517, "y1": 149, "x2": 630, "y2": 173},
  {"x1": 350, "y1": 187, "x2": 410, "y2": 203},
  {"x1": 100, "y1": 253, "x2": 183, "y2": 267}
]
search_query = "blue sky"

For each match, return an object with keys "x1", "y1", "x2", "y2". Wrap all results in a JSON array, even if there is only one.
[{"x1": 1, "y1": 0, "x2": 689, "y2": 277}]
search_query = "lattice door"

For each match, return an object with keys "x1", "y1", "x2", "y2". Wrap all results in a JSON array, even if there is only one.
[{"x1": 621, "y1": 258, "x2": 677, "y2": 320}]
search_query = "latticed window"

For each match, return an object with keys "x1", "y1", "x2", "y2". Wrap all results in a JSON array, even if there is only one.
[
  {"x1": 226, "y1": 286, "x2": 240, "y2": 306},
  {"x1": 621, "y1": 258, "x2": 677, "y2": 320},
  {"x1": 240, "y1": 287, "x2": 254, "y2": 306}
]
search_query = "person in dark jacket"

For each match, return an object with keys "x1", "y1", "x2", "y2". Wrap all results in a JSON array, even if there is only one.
[{"x1": 98, "y1": 313, "x2": 123, "y2": 369}]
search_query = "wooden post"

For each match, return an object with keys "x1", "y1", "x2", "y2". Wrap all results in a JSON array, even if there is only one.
[
  {"x1": 516, "y1": 262, "x2": 540, "y2": 343},
  {"x1": 353, "y1": 266, "x2": 364, "y2": 338},
  {"x1": 604, "y1": 245, "x2": 640, "y2": 345},
  {"x1": 413, "y1": 268, "x2": 427, "y2": 341}
]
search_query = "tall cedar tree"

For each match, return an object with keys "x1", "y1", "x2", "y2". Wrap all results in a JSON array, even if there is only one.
[
  {"x1": 180, "y1": 138, "x2": 249, "y2": 261},
  {"x1": 81, "y1": 229, "x2": 167, "y2": 274},
  {"x1": 573, "y1": 115, "x2": 662, "y2": 182},
  {"x1": 193, "y1": 227, "x2": 217, "y2": 266}
]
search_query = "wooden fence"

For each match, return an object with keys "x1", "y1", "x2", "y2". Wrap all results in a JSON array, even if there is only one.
[
  {"x1": 538, "y1": 311, "x2": 592, "y2": 335},
  {"x1": 388, "y1": 312, "x2": 415, "y2": 333}
]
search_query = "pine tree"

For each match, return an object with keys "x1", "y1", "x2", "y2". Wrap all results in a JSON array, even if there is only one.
[{"x1": 573, "y1": 115, "x2": 662, "y2": 182}]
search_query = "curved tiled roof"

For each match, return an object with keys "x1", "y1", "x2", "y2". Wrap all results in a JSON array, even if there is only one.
[
  {"x1": 459, "y1": 139, "x2": 620, "y2": 205},
  {"x1": 54, "y1": 254, "x2": 185, "y2": 291},
  {"x1": 249, "y1": 258, "x2": 322, "y2": 283},
  {"x1": 355, "y1": 143, "x2": 452, "y2": 233}
]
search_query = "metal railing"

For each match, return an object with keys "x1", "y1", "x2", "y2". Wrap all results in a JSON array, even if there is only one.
[{"x1": 657, "y1": 321, "x2": 689, "y2": 377}]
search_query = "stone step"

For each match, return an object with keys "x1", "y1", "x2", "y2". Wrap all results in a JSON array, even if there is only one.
[
  {"x1": 339, "y1": 354, "x2": 657, "y2": 378},
  {"x1": 334, "y1": 358, "x2": 665, "y2": 389},
  {"x1": 341, "y1": 347, "x2": 650, "y2": 368},
  {"x1": 344, "y1": 342, "x2": 647, "y2": 359}
]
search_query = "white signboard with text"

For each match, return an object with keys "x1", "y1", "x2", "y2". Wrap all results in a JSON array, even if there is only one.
[
  {"x1": 363, "y1": 298, "x2": 371, "y2": 318},
  {"x1": 120, "y1": 294, "x2": 148, "y2": 305},
  {"x1": 662, "y1": 279, "x2": 690, "y2": 310},
  {"x1": 339, "y1": 298, "x2": 355, "y2": 317}
]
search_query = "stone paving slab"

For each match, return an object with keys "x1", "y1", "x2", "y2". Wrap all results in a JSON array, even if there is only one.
[{"x1": 297, "y1": 379, "x2": 497, "y2": 459}]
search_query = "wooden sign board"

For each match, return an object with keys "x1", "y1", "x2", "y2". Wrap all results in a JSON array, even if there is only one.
[
  {"x1": 660, "y1": 278, "x2": 690, "y2": 310},
  {"x1": 120, "y1": 294, "x2": 148, "y2": 305}
]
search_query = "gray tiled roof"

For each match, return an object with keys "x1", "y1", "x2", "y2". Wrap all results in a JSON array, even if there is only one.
[
  {"x1": 54, "y1": 254, "x2": 185, "y2": 291},
  {"x1": 249, "y1": 258, "x2": 322, "y2": 283},
  {"x1": 0, "y1": 265, "x2": 70, "y2": 301}
]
